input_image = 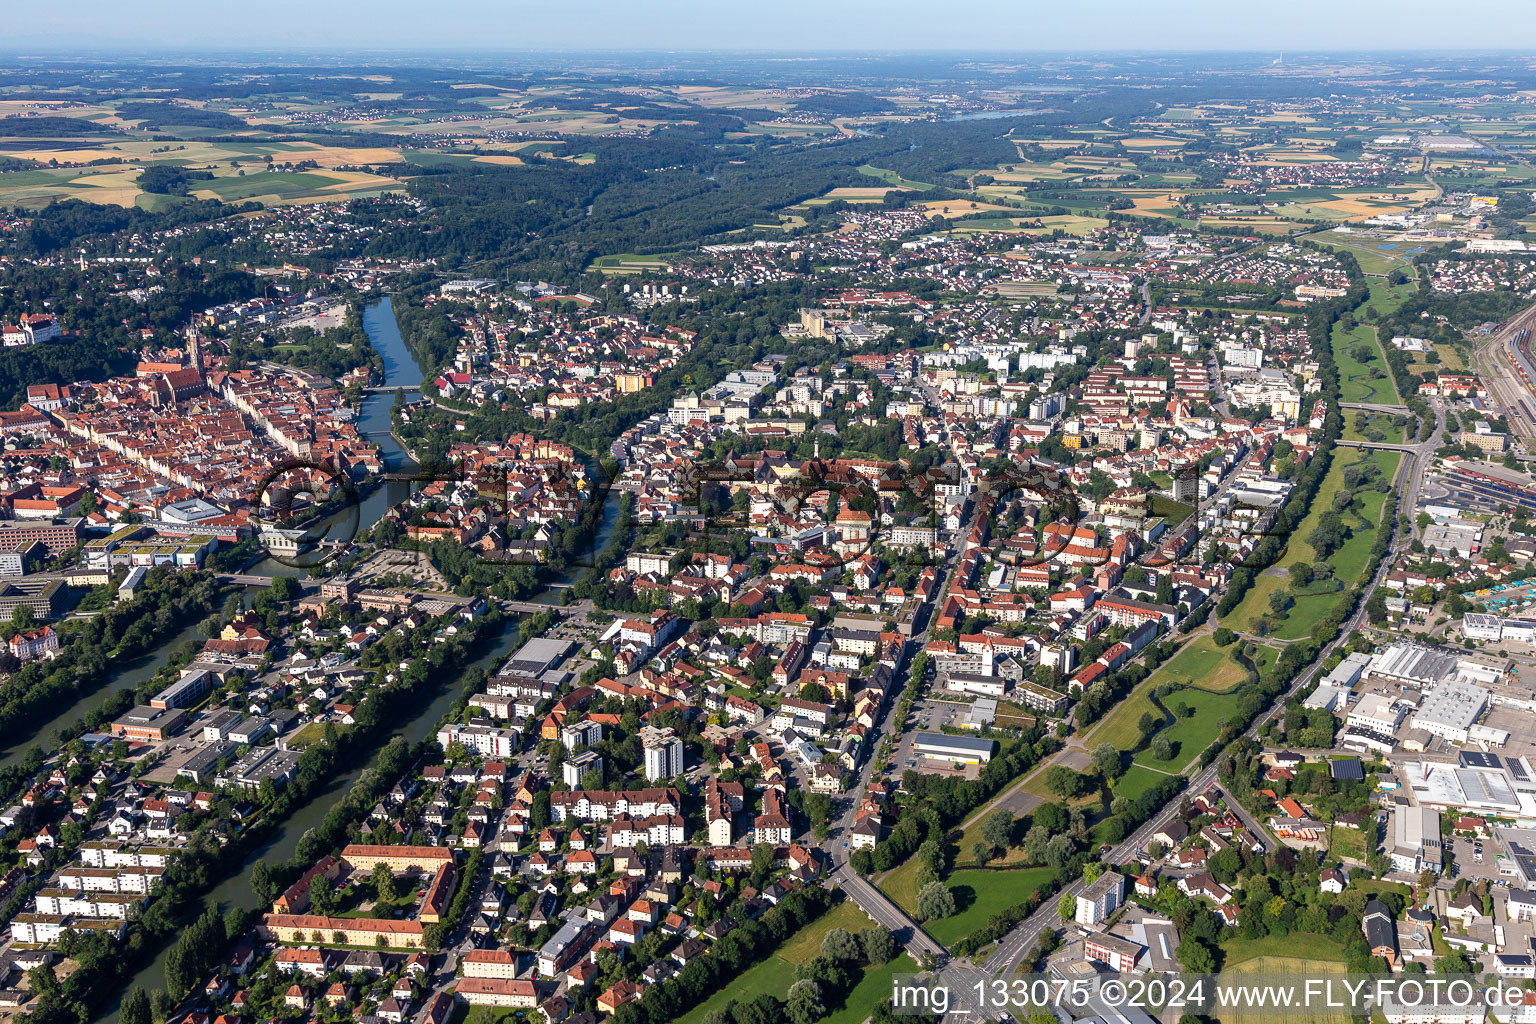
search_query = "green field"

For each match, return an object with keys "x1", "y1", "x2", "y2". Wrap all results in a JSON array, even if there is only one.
[
  {"x1": 1334, "y1": 323, "x2": 1400, "y2": 404},
  {"x1": 1158, "y1": 635, "x2": 1249, "y2": 693},
  {"x1": 1216, "y1": 934, "x2": 1352, "y2": 1024},
  {"x1": 879, "y1": 855, "x2": 923, "y2": 916},
  {"x1": 1113, "y1": 763, "x2": 1169, "y2": 802},
  {"x1": 1151, "y1": 494, "x2": 1195, "y2": 526},
  {"x1": 1086, "y1": 684, "x2": 1163, "y2": 752},
  {"x1": 858, "y1": 165, "x2": 936, "y2": 191},
  {"x1": 1086, "y1": 632, "x2": 1240, "y2": 752},
  {"x1": 1224, "y1": 448, "x2": 1399, "y2": 639},
  {"x1": 1329, "y1": 824, "x2": 1369, "y2": 863},
  {"x1": 1132, "y1": 688, "x2": 1241, "y2": 774},
  {"x1": 195, "y1": 170, "x2": 345, "y2": 200},
  {"x1": 1342, "y1": 411, "x2": 1407, "y2": 445},
  {"x1": 921, "y1": 868, "x2": 1058, "y2": 946},
  {"x1": 675, "y1": 903, "x2": 912, "y2": 1024},
  {"x1": 1308, "y1": 229, "x2": 1419, "y2": 276}
]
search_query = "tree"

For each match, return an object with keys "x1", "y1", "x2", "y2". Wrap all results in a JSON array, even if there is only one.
[
  {"x1": 1091, "y1": 743, "x2": 1123, "y2": 779},
  {"x1": 1044, "y1": 765, "x2": 1083, "y2": 800},
  {"x1": 915, "y1": 882, "x2": 956, "y2": 922},
  {"x1": 121, "y1": 988, "x2": 151, "y2": 1024},
  {"x1": 309, "y1": 873, "x2": 337, "y2": 917},
  {"x1": 981, "y1": 809, "x2": 1014, "y2": 851},
  {"x1": 1043, "y1": 834, "x2": 1076, "y2": 869},
  {"x1": 821, "y1": 927, "x2": 861, "y2": 963},
  {"x1": 1177, "y1": 939, "x2": 1215, "y2": 973},
  {"x1": 787, "y1": 980, "x2": 825, "y2": 1024},
  {"x1": 372, "y1": 862, "x2": 397, "y2": 904},
  {"x1": 1058, "y1": 892, "x2": 1076, "y2": 922},
  {"x1": 859, "y1": 927, "x2": 897, "y2": 965},
  {"x1": 1150, "y1": 735, "x2": 1174, "y2": 761},
  {"x1": 1022, "y1": 825, "x2": 1051, "y2": 865}
]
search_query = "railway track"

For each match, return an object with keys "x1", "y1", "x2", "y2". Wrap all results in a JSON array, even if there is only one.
[{"x1": 1475, "y1": 304, "x2": 1536, "y2": 444}]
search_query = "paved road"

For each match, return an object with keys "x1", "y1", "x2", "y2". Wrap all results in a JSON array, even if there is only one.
[
  {"x1": 819, "y1": 512, "x2": 975, "y2": 961},
  {"x1": 978, "y1": 422, "x2": 1433, "y2": 980},
  {"x1": 1340, "y1": 401, "x2": 1409, "y2": 414},
  {"x1": 1335, "y1": 439, "x2": 1421, "y2": 452}
]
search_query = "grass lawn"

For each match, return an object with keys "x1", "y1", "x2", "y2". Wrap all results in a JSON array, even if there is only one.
[
  {"x1": 1151, "y1": 494, "x2": 1195, "y2": 526},
  {"x1": 1342, "y1": 411, "x2": 1407, "y2": 445},
  {"x1": 1355, "y1": 878, "x2": 1412, "y2": 899},
  {"x1": 1086, "y1": 631, "x2": 1244, "y2": 753},
  {"x1": 1086, "y1": 686, "x2": 1161, "y2": 751},
  {"x1": 823, "y1": 953, "x2": 917, "y2": 1024},
  {"x1": 923, "y1": 868, "x2": 1057, "y2": 946},
  {"x1": 774, "y1": 901, "x2": 872, "y2": 963},
  {"x1": 1334, "y1": 323, "x2": 1401, "y2": 404},
  {"x1": 463, "y1": 1009, "x2": 535, "y2": 1024},
  {"x1": 1159, "y1": 635, "x2": 1248, "y2": 693},
  {"x1": 1132, "y1": 688, "x2": 1241, "y2": 774},
  {"x1": 1114, "y1": 763, "x2": 1168, "y2": 802},
  {"x1": 675, "y1": 902, "x2": 913, "y2": 1024},
  {"x1": 1224, "y1": 448, "x2": 1395, "y2": 638},
  {"x1": 879, "y1": 856, "x2": 923, "y2": 916},
  {"x1": 1329, "y1": 824, "x2": 1369, "y2": 863},
  {"x1": 287, "y1": 720, "x2": 353, "y2": 749},
  {"x1": 952, "y1": 809, "x2": 1034, "y2": 869}
]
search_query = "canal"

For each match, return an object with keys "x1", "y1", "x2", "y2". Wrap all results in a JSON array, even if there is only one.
[
  {"x1": 94, "y1": 292, "x2": 625, "y2": 1018},
  {"x1": 96, "y1": 616, "x2": 525, "y2": 1019},
  {"x1": 0, "y1": 617, "x2": 212, "y2": 773}
]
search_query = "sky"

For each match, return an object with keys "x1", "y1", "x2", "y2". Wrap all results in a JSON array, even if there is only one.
[{"x1": 4, "y1": 0, "x2": 1533, "y2": 53}]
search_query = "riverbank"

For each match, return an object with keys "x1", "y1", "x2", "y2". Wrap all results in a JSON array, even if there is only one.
[{"x1": 92, "y1": 610, "x2": 527, "y2": 1023}]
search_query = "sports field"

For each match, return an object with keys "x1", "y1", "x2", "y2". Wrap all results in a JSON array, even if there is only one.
[{"x1": 1215, "y1": 933, "x2": 1352, "y2": 1024}]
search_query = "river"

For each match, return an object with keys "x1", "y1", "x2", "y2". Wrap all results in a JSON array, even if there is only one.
[
  {"x1": 245, "y1": 297, "x2": 423, "y2": 578},
  {"x1": 95, "y1": 294, "x2": 620, "y2": 1017},
  {"x1": 96, "y1": 616, "x2": 525, "y2": 1020},
  {"x1": 0, "y1": 617, "x2": 211, "y2": 773}
]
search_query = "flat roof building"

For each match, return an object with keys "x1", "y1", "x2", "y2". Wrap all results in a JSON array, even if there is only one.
[
  {"x1": 911, "y1": 732, "x2": 995, "y2": 765},
  {"x1": 111, "y1": 706, "x2": 187, "y2": 742}
]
